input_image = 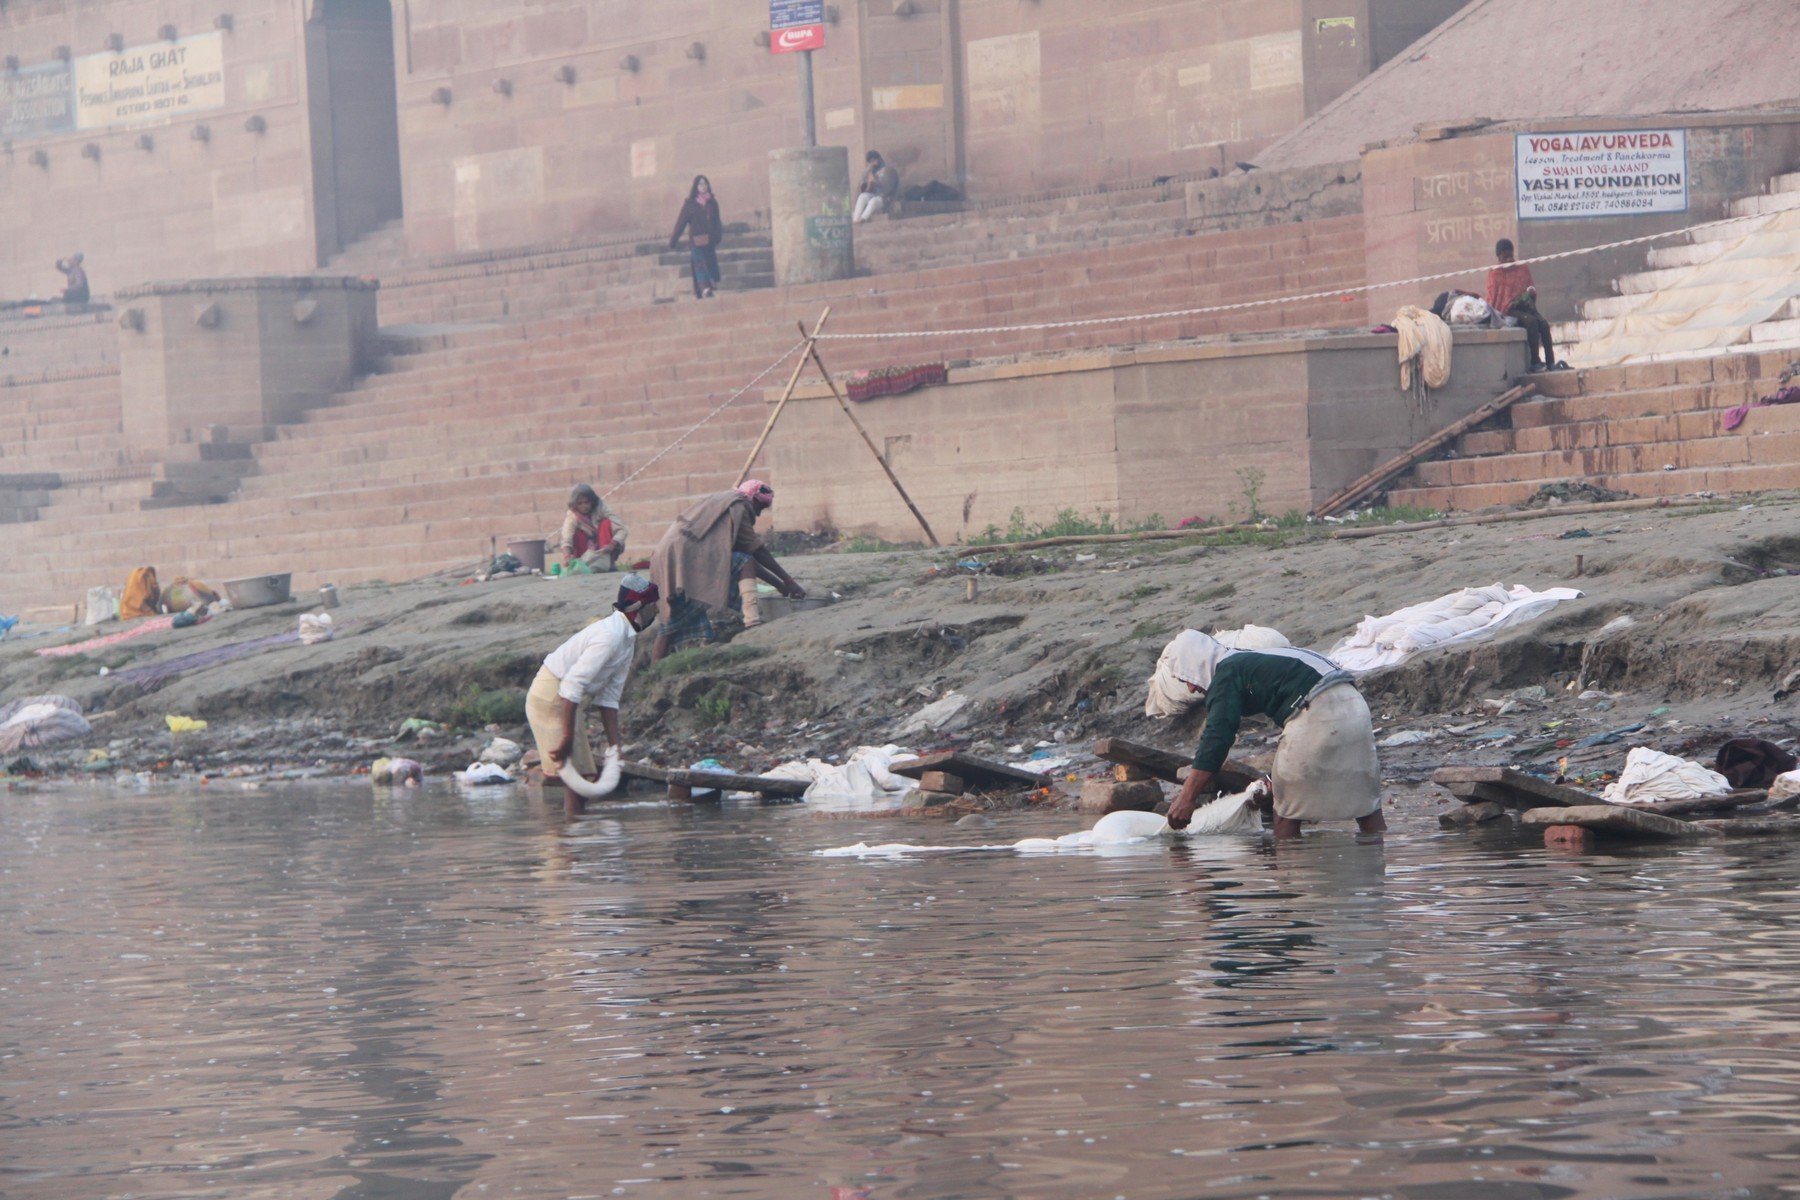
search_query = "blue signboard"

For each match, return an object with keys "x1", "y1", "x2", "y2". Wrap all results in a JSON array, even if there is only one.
[
  {"x1": 770, "y1": 0, "x2": 826, "y2": 29},
  {"x1": 0, "y1": 60, "x2": 76, "y2": 140}
]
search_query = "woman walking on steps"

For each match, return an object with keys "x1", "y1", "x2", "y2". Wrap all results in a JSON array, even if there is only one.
[{"x1": 669, "y1": 175, "x2": 724, "y2": 299}]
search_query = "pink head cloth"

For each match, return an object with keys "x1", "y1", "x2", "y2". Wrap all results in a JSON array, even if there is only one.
[{"x1": 737, "y1": 479, "x2": 774, "y2": 505}]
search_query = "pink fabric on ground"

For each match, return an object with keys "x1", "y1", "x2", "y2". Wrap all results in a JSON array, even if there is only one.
[{"x1": 35, "y1": 615, "x2": 176, "y2": 658}]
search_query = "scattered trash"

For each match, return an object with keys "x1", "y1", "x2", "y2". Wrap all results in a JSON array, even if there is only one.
[
  {"x1": 1577, "y1": 689, "x2": 1612, "y2": 701},
  {"x1": 1379, "y1": 730, "x2": 1433, "y2": 747},
  {"x1": 371, "y1": 757, "x2": 424, "y2": 785},
  {"x1": 833, "y1": 650, "x2": 866, "y2": 662},
  {"x1": 164, "y1": 715, "x2": 208, "y2": 734},
  {"x1": 458, "y1": 762, "x2": 514, "y2": 785},
  {"x1": 1559, "y1": 528, "x2": 1594, "y2": 539},
  {"x1": 0, "y1": 615, "x2": 17, "y2": 641},
  {"x1": 1602, "y1": 748, "x2": 1731, "y2": 805},
  {"x1": 478, "y1": 737, "x2": 524, "y2": 767},
  {"x1": 1771, "y1": 770, "x2": 1800, "y2": 804},
  {"x1": 1512, "y1": 685, "x2": 1549, "y2": 703},
  {"x1": 898, "y1": 692, "x2": 969, "y2": 737},
  {"x1": 395, "y1": 717, "x2": 445, "y2": 742},
  {"x1": 1570, "y1": 723, "x2": 1646, "y2": 749}
]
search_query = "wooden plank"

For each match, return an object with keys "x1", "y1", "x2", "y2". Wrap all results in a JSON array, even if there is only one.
[
  {"x1": 1520, "y1": 805, "x2": 1720, "y2": 840},
  {"x1": 664, "y1": 768, "x2": 809, "y2": 798},
  {"x1": 890, "y1": 751, "x2": 1049, "y2": 790},
  {"x1": 621, "y1": 761, "x2": 669, "y2": 784},
  {"x1": 1092, "y1": 737, "x2": 1259, "y2": 792},
  {"x1": 1432, "y1": 766, "x2": 1602, "y2": 808},
  {"x1": 1311, "y1": 383, "x2": 1534, "y2": 518}
]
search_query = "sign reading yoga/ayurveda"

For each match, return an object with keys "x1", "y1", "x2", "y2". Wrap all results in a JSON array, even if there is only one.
[
  {"x1": 76, "y1": 31, "x2": 225, "y2": 129},
  {"x1": 1515, "y1": 129, "x2": 1688, "y2": 220},
  {"x1": 0, "y1": 32, "x2": 225, "y2": 140}
]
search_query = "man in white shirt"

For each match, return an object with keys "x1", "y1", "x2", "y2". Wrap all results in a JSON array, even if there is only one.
[{"x1": 526, "y1": 573, "x2": 660, "y2": 786}]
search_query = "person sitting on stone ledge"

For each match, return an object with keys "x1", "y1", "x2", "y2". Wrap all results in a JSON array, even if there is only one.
[
  {"x1": 853, "y1": 151, "x2": 900, "y2": 223},
  {"x1": 1484, "y1": 238, "x2": 1566, "y2": 373},
  {"x1": 56, "y1": 253, "x2": 89, "y2": 307},
  {"x1": 648, "y1": 479, "x2": 805, "y2": 662},
  {"x1": 558, "y1": 483, "x2": 628, "y2": 573}
]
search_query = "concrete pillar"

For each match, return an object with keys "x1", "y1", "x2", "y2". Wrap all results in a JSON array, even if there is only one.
[{"x1": 768, "y1": 146, "x2": 853, "y2": 287}]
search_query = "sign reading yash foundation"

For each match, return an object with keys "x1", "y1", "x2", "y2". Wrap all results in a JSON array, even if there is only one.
[
  {"x1": 1515, "y1": 129, "x2": 1688, "y2": 220},
  {"x1": 76, "y1": 31, "x2": 226, "y2": 129},
  {"x1": 770, "y1": 0, "x2": 825, "y2": 53}
]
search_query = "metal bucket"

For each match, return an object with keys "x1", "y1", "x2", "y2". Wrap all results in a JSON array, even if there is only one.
[
  {"x1": 222, "y1": 573, "x2": 293, "y2": 609},
  {"x1": 319, "y1": 584, "x2": 340, "y2": 609},
  {"x1": 507, "y1": 538, "x2": 547, "y2": 573}
]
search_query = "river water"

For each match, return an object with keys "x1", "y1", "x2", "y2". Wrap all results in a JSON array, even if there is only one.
[{"x1": 4, "y1": 782, "x2": 1800, "y2": 1200}]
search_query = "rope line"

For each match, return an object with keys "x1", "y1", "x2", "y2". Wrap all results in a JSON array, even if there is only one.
[
  {"x1": 602, "y1": 338, "x2": 808, "y2": 500},
  {"x1": 810, "y1": 208, "x2": 1780, "y2": 342}
]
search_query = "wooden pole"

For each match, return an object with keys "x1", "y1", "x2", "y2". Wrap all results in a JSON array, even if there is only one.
[
  {"x1": 805, "y1": 339, "x2": 942, "y2": 547},
  {"x1": 737, "y1": 307, "x2": 831, "y2": 486}
]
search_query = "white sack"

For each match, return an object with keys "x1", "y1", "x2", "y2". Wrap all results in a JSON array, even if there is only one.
[
  {"x1": 1328, "y1": 584, "x2": 1583, "y2": 673},
  {"x1": 1770, "y1": 770, "x2": 1800, "y2": 804},
  {"x1": 1602, "y1": 747, "x2": 1732, "y2": 806},
  {"x1": 0, "y1": 701, "x2": 91, "y2": 754}
]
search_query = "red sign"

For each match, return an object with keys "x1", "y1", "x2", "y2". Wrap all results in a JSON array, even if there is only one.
[{"x1": 772, "y1": 23, "x2": 824, "y2": 53}]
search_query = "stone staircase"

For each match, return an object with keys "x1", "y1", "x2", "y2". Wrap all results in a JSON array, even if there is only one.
[
  {"x1": 1557, "y1": 169, "x2": 1800, "y2": 366},
  {"x1": 1387, "y1": 350, "x2": 1800, "y2": 511},
  {"x1": 1, "y1": 214, "x2": 1368, "y2": 613}
]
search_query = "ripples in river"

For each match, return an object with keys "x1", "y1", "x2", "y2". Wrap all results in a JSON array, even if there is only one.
[{"x1": 4, "y1": 783, "x2": 1800, "y2": 1199}]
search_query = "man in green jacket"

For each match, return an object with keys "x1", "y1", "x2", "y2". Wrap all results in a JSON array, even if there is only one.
[{"x1": 1160, "y1": 631, "x2": 1386, "y2": 839}]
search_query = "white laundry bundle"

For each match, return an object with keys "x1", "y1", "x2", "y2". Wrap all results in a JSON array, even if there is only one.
[
  {"x1": 1770, "y1": 770, "x2": 1800, "y2": 804},
  {"x1": 1146, "y1": 625, "x2": 1290, "y2": 718},
  {"x1": 1602, "y1": 748, "x2": 1733, "y2": 806},
  {"x1": 298, "y1": 612, "x2": 335, "y2": 645},
  {"x1": 0, "y1": 695, "x2": 90, "y2": 754},
  {"x1": 801, "y1": 745, "x2": 920, "y2": 809},
  {"x1": 1328, "y1": 584, "x2": 1584, "y2": 673},
  {"x1": 458, "y1": 762, "x2": 515, "y2": 786}
]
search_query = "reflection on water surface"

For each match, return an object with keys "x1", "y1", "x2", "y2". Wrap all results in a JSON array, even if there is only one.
[{"x1": 4, "y1": 783, "x2": 1800, "y2": 1199}]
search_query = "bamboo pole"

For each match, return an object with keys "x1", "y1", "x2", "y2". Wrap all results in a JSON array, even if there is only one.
[
  {"x1": 737, "y1": 307, "x2": 831, "y2": 486},
  {"x1": 804, "y1": 339, "x2": 942, "y2": 547}
]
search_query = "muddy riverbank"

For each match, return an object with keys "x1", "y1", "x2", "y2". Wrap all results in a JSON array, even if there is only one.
[{"x1": 3, "y1": 496, "x2": 1797, "y2": 802}]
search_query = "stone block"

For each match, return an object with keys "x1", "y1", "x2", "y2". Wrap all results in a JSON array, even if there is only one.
[
  {"x1": 905, "y1": 789, "x2": 961, "y2": 809},
  {"x1": 1438, "y1": 801, "x2": 1507, "y2": 829},
  {"x1": 1079, "y1": 779, "x2": 1163, "y2": 815},
  {"x1": 919, "y1": 771, "x2": 966, "y2": 794}
]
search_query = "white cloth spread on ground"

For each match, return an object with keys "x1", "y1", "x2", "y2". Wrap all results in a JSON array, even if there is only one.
[
  {"x1": 1568, "y1": 208, "x2": 1800, "y2": 367},
  {"x1": 1145, "y1": 626, "x2": 1290, "y2": 717},
  {"x1": 542, "y1": 612, "x2": 636, "y2": 706},
  {"x1": 817, "y1": 785, "x2": 1267, "y2": 856},
  {"x1": 1328, "y1": 584, "x2": 1583, "y2": 673},
  {"x1": 1602, "y1": 748, "x2": 1733, "y2": 806},
  {"x1": 1395, "y1": 305, "x2": 1452, "y2": 391},
  {"x1": 0, "y1": 695, "x2": 89, "y2": 754},
  {"x1": 788, "y1": 745, "x2": 920, "y2": 809}
]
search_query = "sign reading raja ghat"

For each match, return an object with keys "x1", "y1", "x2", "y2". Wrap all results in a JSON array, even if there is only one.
[
  {"x1": 1515, "y1": 129, "x2": 1688, "y2": 220},
  {"x1": 77, "y1": 31, "x2": 225, "y2": 129},
  {"x1": 0, "y1": 31, "x2": 225, "y2": 140}
]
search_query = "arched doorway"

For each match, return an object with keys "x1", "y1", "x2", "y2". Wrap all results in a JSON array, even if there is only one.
[{"x1": 307, "y1": 0, "x2": 404, "y2": 259}]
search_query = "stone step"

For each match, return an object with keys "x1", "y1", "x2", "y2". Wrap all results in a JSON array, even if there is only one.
[{"x1": 1728, "y1": 189, "x2": 1800, "y2": 218}]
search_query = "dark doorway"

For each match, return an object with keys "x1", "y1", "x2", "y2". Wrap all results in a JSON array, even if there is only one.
[{"x1": 308, "y1": 0, "x2": 404, "y2": 259}]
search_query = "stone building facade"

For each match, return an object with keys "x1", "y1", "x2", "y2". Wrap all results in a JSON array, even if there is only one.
[{"x1": 0, "y1": 0, "x2": 1461, "y2": 293}]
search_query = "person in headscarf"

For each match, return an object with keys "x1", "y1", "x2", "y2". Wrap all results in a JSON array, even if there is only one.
[
  {"x1": 648, "y1": 479, "x2": 805, "y2": 661},
  {"x1": 1162, "y1": 631, "x2": 1386, "y2": 839},
  {"x1": 56, "y1": 253, "x2": 89, "y2": 306},
  {"x1": 557, "y1": 483, "x2": 629, "y2": 572},
  {"x1": 526, "y1": 573, "x2": 660, "y2": 787}
]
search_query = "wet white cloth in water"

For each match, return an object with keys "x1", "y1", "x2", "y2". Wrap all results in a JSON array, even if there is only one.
[
  {"x1": 458, "y1": 762, "x2": 515, "y2": 785},
  {"x1": 817, "y1": 786, "x2": 1266, "y2": 856},
  {"x1": 788, "y1": 745, "x2": 920, "y2": 808},
  {"x1": 1145, "y1": 625, "x2": 1290, "y2": 717},
  {"x1": 1328, "y1": 584, "x2": 1583, "y2": 673},
  {"x1": 1602, "y1": 748, "x2": 1732, "y2": 805}
]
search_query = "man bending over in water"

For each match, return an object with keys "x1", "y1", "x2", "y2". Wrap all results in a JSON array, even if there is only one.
[{"x1": 1159, "y1": 631, "x2": 1386, "y2": 839}]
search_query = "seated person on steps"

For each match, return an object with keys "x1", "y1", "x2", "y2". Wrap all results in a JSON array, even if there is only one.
[
  {"x1": 1484, "y1": 238, "x2": 1566, "y2": 373},
  {"x1": 853, "y1": 151, "x2": 900, "y2": 223},
  {"x1": 558, "y1": 483, "x2": 628, "y2": 572}
]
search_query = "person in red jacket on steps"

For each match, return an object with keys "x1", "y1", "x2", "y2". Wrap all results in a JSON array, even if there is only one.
[{"x1": 1485, "y1": 238, "x2": 1566, "y2": 373}]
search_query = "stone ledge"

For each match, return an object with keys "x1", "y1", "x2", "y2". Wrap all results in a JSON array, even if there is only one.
[{"x1": 115, "y1": 275, "x2": 380, "y2": 300}]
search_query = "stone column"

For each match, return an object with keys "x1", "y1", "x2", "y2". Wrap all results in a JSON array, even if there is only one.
[{"x1": 768, "y1": 146, "x2": 854, "y2": 287}]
